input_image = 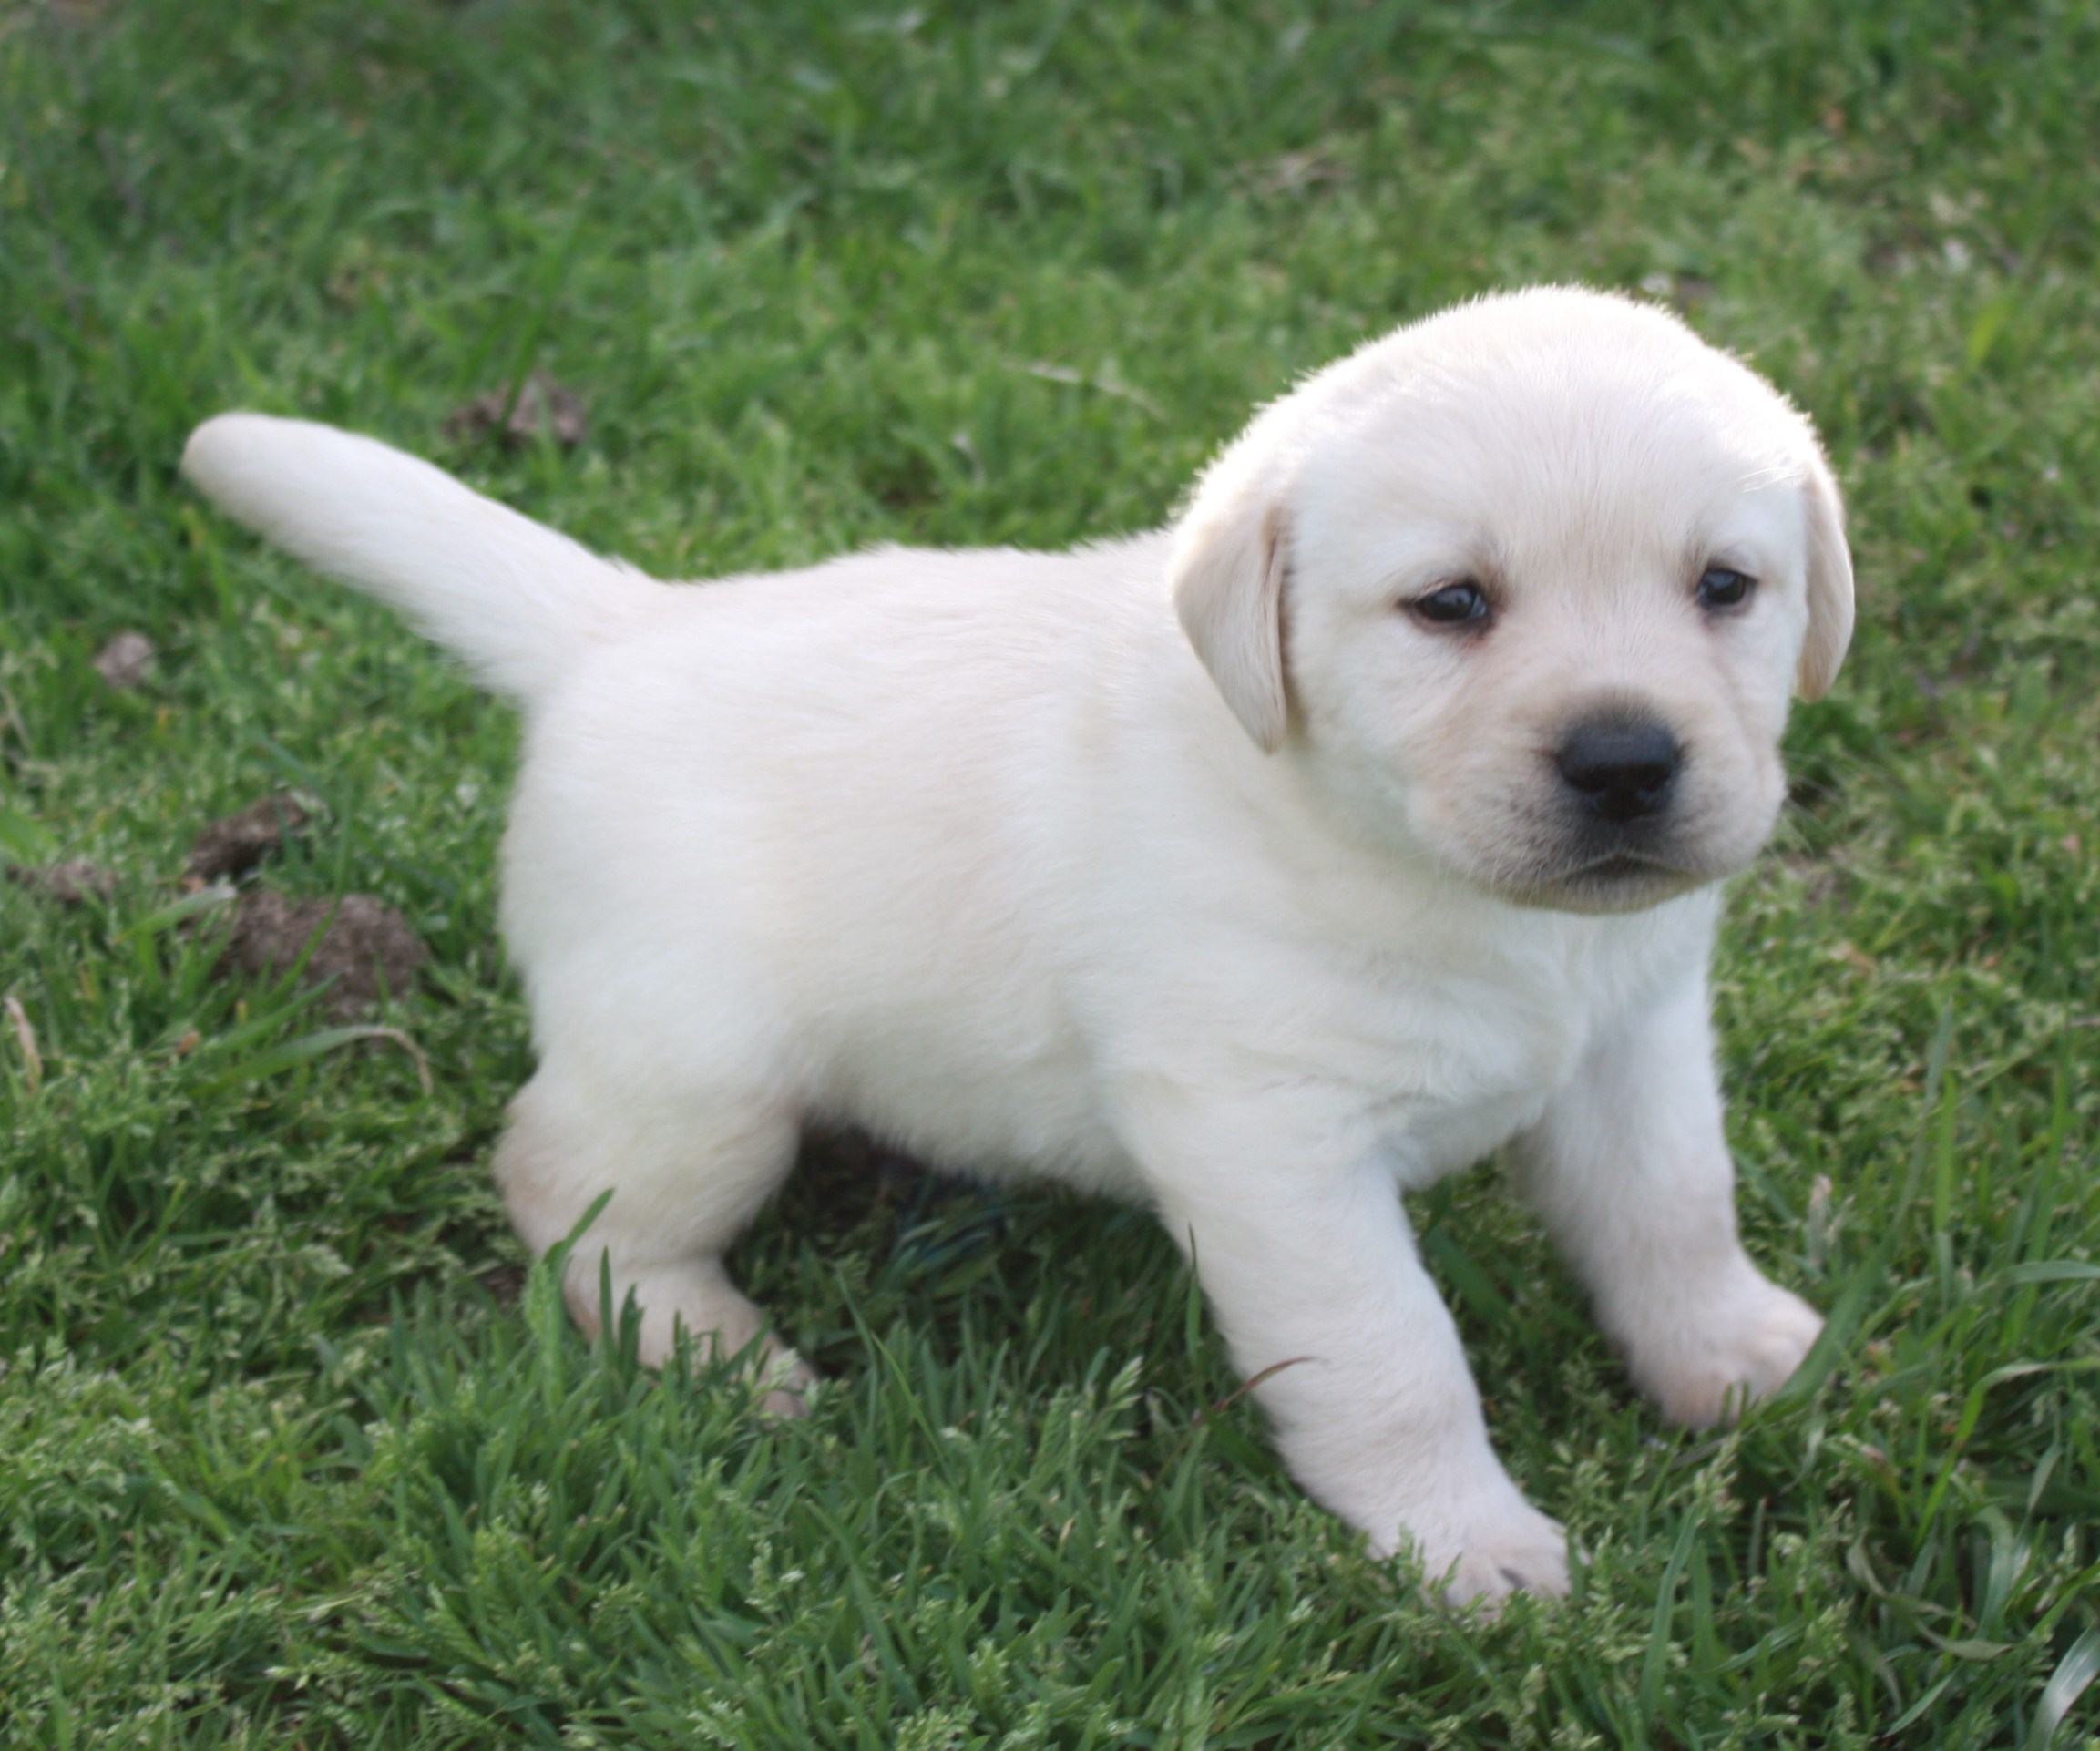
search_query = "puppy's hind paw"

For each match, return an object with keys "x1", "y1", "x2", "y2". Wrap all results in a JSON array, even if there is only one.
[{"x1": 754, "y1": 1348, "x2": 819, "y2": 1422}]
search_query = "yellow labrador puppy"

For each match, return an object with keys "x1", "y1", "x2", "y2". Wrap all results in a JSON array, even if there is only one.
[{"x1": 183, "y1": 287, "x2": 1851, "y2": 1605}]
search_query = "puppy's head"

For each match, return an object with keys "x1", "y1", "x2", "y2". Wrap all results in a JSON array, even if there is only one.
[{"x1": 1170, "y1": 287, "x2": 1852, "y2": 913}]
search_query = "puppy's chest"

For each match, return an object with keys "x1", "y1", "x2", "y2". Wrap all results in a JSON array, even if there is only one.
[{"x1": 1354, "y1": 947, "x2": 1649, "y2": 1184}]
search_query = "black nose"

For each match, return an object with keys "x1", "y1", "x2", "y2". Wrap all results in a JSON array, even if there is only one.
[{"x1": 1555, "y1": 717, "x2": 1682, "y2": 822}]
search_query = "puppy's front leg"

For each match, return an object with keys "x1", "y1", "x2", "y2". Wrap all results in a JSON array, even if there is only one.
[
  {"x1": 1508, "y1": 965, "x2": 1823, "y2": 1428},
  {"x1": 1128, "y1": 1091, "x2": 1567, "y2": 1606}
]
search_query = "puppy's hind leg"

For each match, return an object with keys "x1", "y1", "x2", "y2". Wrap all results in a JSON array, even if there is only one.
[{"x1": 494, "y1": 1063, "x2": 812, "y2": 1410}]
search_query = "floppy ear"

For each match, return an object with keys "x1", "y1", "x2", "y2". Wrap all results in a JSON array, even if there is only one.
[
  {"x1": 1169, "y1": 482, "x2": 1292, "y2": 753},
  {"x1": 1795, "y1": 451, "x2": 1854, "y2": 701}
]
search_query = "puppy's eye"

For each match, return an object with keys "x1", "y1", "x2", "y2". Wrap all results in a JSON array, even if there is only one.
[
  {"x1": 1695, "y1": 567, "x2": 1755, "y2": 609},
  {"x1": 1410, "y1": 580, "x2": 1491, "y2": 627}
]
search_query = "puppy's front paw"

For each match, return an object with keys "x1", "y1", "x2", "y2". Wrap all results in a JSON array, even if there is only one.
[
  {"x1": 1631, "y1": 1267, "x2": 1822, "y2": 1429},
  {"x1": 1383, "y1": 1492, "x2": 1571, "y2": 1609}
]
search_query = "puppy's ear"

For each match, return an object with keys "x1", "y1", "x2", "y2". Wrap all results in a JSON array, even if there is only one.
[
  {"x1": 1796, "y1": 452, "x2": 1854, "y2": 701},
  {"x1": 1170, "y1": 485, "x2": 1292, "y2": 753}
]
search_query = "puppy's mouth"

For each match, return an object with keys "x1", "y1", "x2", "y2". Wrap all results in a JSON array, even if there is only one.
[
  {"x1": 1501, "y1": 845, "x2": 1710, "y2": 915},
  {"x1": 1422, "y1": 783, "x2": 1772, "y2": 916},
  {"x1": 1572, "y1": 850, "x2": 1675, "y2": 882}
]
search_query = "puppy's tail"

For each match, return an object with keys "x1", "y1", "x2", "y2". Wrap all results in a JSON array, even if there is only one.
[{"x1": 181, "y1": 413, "x2": 660, "y2": 704}]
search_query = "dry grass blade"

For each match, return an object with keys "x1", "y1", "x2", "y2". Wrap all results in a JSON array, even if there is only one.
[
  {"x1": 207, "y1": 1022, "x2": 434, "y2": 1095},
  {"x1": 4, "y1": 994, "x2": 41, "y2": 1092}
]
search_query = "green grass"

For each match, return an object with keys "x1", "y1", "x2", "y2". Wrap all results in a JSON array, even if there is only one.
[{"x1": 3, "y1": 0, "x2": 2097, "y2": 1743}]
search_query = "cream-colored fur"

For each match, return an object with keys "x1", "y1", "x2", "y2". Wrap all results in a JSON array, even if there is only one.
[{"x1": 182, "y1": 287, "x2": 1850, "y2": 1606}]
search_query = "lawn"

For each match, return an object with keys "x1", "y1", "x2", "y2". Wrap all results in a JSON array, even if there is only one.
[{"x1": 2, "y1": 1, "x2": 2096, "y2": 1744}]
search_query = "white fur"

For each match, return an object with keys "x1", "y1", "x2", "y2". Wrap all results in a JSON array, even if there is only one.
[{"x1": 181, "y1": 287, "x2": 1850, "y2": 1606}]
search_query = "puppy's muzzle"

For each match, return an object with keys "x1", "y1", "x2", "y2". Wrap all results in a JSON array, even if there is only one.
[{"x1": 1554, "y1": 713, "x2": 1681, "y2": 824}]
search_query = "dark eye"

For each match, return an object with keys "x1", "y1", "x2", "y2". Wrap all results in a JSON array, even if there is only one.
[
  {"x1": 1410, "y1": 579, "x2": 1491, "y2": 627},
  {"x1": 1696, "y1": 567, "x2": 1755, "y2": 609}
]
